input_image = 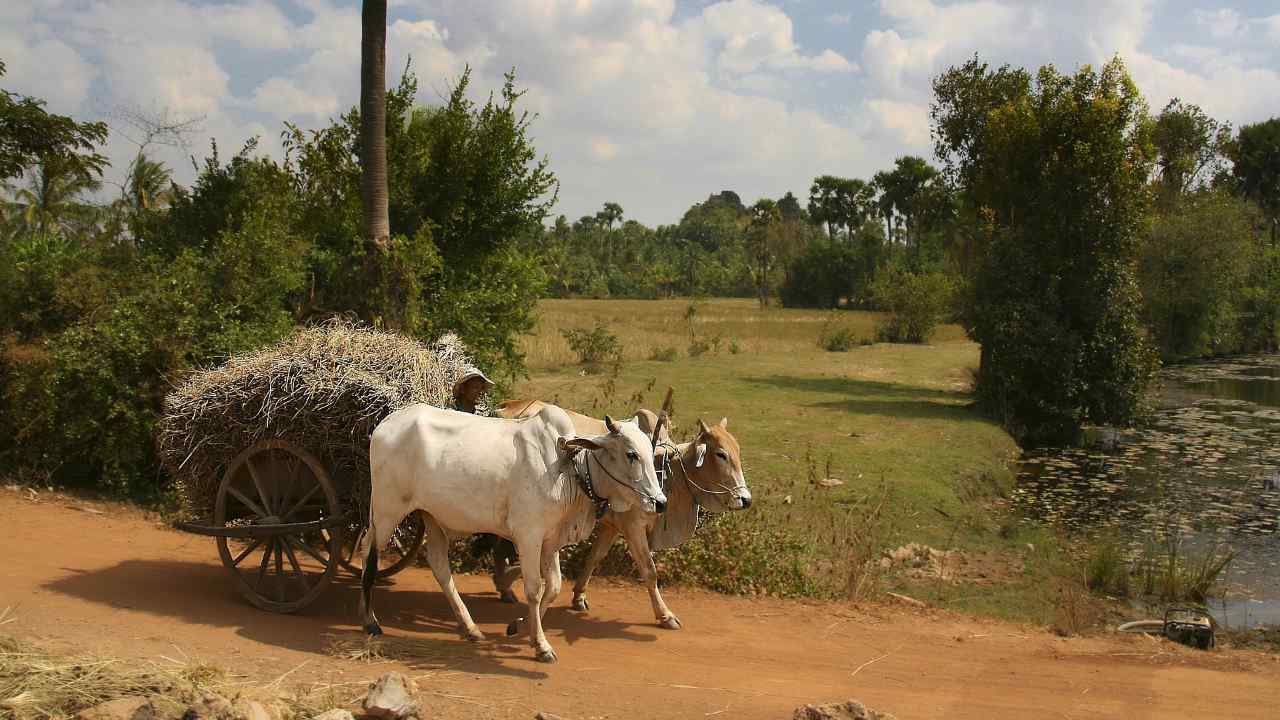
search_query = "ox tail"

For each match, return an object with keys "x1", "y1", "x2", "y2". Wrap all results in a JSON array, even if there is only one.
[{"x1": 360, "y1": 516, "x2": 383, "y2": 636}]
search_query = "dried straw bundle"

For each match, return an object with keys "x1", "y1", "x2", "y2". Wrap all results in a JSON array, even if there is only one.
[{"x1": 157, "y1": 321, "x2": 484, "y2": 517}]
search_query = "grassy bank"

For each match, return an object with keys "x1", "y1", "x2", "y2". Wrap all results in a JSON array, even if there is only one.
[{"x1": 512, "y1": 299, "x2": 1063, "y2": 618}]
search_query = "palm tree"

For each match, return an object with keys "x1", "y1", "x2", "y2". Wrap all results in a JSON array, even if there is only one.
[
  {"x1": 124, "y1": 154, "x2": 173, "y2": 212},
  {"x1": 3, "y1": 155, "x2": 101, "y2": 237},
  {"x1": 360, "y1": 0, "x2": 390, "y2": 250}
]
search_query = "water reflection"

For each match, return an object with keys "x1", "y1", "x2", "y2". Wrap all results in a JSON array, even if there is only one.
[{"x1": 1013, "y1": 354, "x2": 1280, "y2": 628}]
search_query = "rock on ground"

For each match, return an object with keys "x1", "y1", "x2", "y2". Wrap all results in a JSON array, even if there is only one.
[
  {"x1": 311, "y1": 711, "x2": 355, "y2": 720},
  {"x1": 792, "y1": 699, "x2": 897, "y2": 720},
  {"x1": 183, "y1": 693, "x2": 235, "y2": 720},
  {"x1": 76, "y1": 697, "x2": 160, "y2": 720},
  {"x1": 362, "y1": 672, "x2": 420, "y2": 720}
]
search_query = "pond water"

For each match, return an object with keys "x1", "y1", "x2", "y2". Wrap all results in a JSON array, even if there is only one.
[{"x1": 1012, "y1": 354, "x2": 1280, "y2": 629}]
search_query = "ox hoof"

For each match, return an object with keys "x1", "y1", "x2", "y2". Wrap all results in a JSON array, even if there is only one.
[
  {"x1": 659, "y1": 615, "x2": 682, "y2": 630},
  {"x1": 535, "y1": 647, "x2": 558, "y2": 664},
  {"x1": 499, "y1": 590, "x2": 519, "y2": 604},
  {"x1": 463, "y1": 626, "x2": 485, "y2": 642},
  {"x1": 363, "y1": 622, "x2": 384, "y2": 637},
  {"x1": 571, "y1": 595, "x2": 589, "y2": 612},
  {"x1": 506, "y1": 619, "x2": 523, "y2": 637}
]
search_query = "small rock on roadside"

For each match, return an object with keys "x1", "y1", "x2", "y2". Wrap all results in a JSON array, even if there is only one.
[
  {"x1": 792, "y1": 699, "x2": 896, "y2": 720},
  {"x1": 312, "y1": 710, "x2": 355, "y2": 720},
  {"x1": 76, "y1": 697, "x2": 159, "y2": 720},
  {"x1": 183, "y1": 693, "x2": 234, "y2": 720},
  {"x1": 535, "y1": 712, "x2": 564, "y2": 720},
  {"x1": 363, "y1": 672, "x2": 420, "y2": 720},
  {"x1": 231, "y1": 700, "x2": 272, "y2": 720}
]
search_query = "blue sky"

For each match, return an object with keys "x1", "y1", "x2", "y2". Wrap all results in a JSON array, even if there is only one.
[{"x1": 4, "y1": 1, "x2": 1279, "y2": 225}]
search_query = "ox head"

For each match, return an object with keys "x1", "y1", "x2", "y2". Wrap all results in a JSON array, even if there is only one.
[
  {"x1": 685, "y1": 418, "x2": 751, "y2": 511},
  {"x1": 564, "y1": 414, "x2": 667, "y2": 514}
]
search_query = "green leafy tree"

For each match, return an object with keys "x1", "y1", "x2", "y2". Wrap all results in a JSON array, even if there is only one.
[
  {"x1": 0, "y1": 59, "x2": 107, "y2": 182},
  {"x1": 1139, "y1": 192, "x2": 1259, "y2": 358},
  {"x1": 932, "y1": 56, "x2": 1158, "y2": 443},
  {"x1": 3, "y1": 155, "x2": 102, "y2": 238},
  {"x1": 1151, "y1": 99, "x2": 1230, "y2": 201},
  {"x1": 748, "y1": 198, "x2": 780, "y2": 308},
  {"x1": 1231, "y1": 118, "x2": 1280, "y2": 245},
  {"x1": 872, "y1": 156, "x2": 940, "y2": 250}
]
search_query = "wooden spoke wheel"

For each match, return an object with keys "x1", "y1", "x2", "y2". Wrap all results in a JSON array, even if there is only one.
[
  {"x1": 337, "y1": 511, "x2": 427, "y2": 580},
  {"x1": 214, "y1": 440, "x2": 341, "y2": 613}
]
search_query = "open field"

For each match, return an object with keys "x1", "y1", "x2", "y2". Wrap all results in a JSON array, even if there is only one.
[
  {"x1": 5, "y1": 489, "x2": 1279, "y2": 720},
  {"x1": 513, "y1": 299, "x2": 1054, "y2": 619}
]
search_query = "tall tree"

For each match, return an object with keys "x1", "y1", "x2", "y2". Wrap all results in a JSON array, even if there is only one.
[
  {"x1": 1231, "y1": 118, "x2": 1280, "y2": 245},
  {"x1": 360, "y1": 0, "x2": 390, "y2": 250},
  {"x1": 932, "y1": 56, "x2": 1158, "y2": 443},
  {"x1": 872, "y1": 156, "x2": 940, "y2": 250},
  {"x1": 748, "y1": 198, "x2": 780, "y2": 308},
  {"x1": 1151, "y1": 99, "x2": 1230, "y2": 200},
  {"x1": 4, "y1": 155, "x2": 102, "y2": 237},
  {"x1": 0, "y1": 59, "x2": 107, "y2": 182}
]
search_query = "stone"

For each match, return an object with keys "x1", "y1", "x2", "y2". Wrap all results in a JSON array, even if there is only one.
[
  {"x1": 230, "y1": 700, "x2": 272, "y2": 720},
  {"x1": 792, "y1": 700, "x2": 896, "y2": 720},
  {"x1": 76, "y1": 697, "x2": 158, "y2": 720},
  {"x1": 535, "y1": 713, "x2": 565, "y2": 720},
  {"x1": 182, "y1": 693, "x2": 235, "y2": 720},
  {"x1": 311, "y1": 710, "x2": 355, "y2": 720},
  {"x1": 362, "y1": 672, "x2": 420, "y2": 720}
]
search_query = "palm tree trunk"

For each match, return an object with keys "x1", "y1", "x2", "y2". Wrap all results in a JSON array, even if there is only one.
[{"x1": 360, "y1": 0, "x2": 390, "y2": 249}]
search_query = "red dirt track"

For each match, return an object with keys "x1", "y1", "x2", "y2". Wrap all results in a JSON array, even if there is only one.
[{"x1": 3, "y1": 489, "x2": 1278, "y2": 719}]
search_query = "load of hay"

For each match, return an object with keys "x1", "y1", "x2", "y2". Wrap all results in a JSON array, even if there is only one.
[{"x1": 157, "y1": 321, "x2": 488, "y2": 517}]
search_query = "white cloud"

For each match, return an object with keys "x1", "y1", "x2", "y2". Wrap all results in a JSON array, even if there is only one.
[
  {"x1": 866, "y1": 98, "x2": 931, "y2": 147},
  {"x1": 1194, "y1": 8, "x2": 1245, "y2": 39},
  {"x1": 696, "y1": 0, "x2": 855, "y2": 75}
]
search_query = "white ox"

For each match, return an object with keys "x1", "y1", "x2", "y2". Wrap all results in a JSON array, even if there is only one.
[
  {"x1": 496, "y1": 400, "x2": 752, "y2": 629},
  {"x1": 359, "y1": 403, "x2": 665, "y2": 663}
]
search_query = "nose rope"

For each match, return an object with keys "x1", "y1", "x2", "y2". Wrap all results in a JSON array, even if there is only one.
[{"x1": 658, "y1": 440, "x2": 748, "y2": 497}]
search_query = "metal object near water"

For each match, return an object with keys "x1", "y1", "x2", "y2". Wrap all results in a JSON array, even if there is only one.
[{"x1": 1162, "y1": 606, "x2": 1215, "y2": 650}]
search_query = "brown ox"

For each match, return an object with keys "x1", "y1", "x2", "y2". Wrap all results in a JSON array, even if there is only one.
[{"x1": 493, "y1": 399, "x2": 751, "y2": 629}]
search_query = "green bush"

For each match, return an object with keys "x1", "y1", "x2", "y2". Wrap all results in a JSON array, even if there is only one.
[
  {"x1": 647, "y1": 346, "x2": 678, "y2": 362},
  {"x1": 561, "y1": 323, "x2": 621, "y2": 364},
  {"x1": 872, "y1": 269, "x2": 954, "y2": 344},
  {"x1": 779, "y1": 240, "x2": 859, "y2": 308},
  {"x1": 819, "y1": 326, "x2": 859, "y2": 352}
]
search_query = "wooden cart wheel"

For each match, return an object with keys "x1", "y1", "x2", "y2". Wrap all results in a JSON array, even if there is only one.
[
  {"x1": 214, "y1": 440, "x2": 341, "y2": 613},
  {"x1": 337, "y1": 511, "x2": 427, "y2": 580}
]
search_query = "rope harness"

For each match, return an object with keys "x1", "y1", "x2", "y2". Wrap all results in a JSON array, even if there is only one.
[
  {"x1": 656, "y1": 440, "x2": 748, "y2": 498},
  {"x1": 570, "y1": 445, "x2": 667, "y2": 519}
]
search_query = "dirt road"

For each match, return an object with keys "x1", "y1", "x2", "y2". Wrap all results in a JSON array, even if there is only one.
[{"x1": 3, "y1": 489, "x2": 1277, "y2": 720}]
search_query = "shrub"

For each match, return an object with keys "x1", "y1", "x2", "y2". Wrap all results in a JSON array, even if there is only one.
[
  {"x1": 820, "y1": 326, "x2": 859, "y2": 352},
  {"x1": 780, "y1": 240, "x2": 860, "y2": 308},
  {"x1": 728, "y1": 338, "x2": 742, "y2": 354},
  {"x1": 687, "y1": 339, "x2": 710, "y2": 357},
  {"x1": 561, "y1": 322, "x2": 621, "y2": 364},
  {"x1": 872, "y1": 269, "x2": 954, "y2": 344},
  {"x1": 1084, "y1": 538, "x2": 1131, "y2": 598},
  {"x1": 817, "y1": 312, "x2": 862, "y2": 352},
  {"x1": 647, "y1": 346, "x2": 678, "y2": 362}
]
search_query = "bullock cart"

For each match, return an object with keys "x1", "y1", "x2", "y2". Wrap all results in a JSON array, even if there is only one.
[{"x1": 157, "y1": 322, "x2": 491, "y2": 613}]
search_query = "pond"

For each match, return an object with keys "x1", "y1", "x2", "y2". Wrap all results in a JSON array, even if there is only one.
[{"x1": 1012, "y1": 354, "x2": 1280, "y2": 629}]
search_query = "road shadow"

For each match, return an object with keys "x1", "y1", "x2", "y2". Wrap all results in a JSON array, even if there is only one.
[
  {"x1": 43, "y1": 559, "x2": 655, "y2": 678},
  {"x1": 743, "y1": 375, "x2": 976, "y2": 421}
]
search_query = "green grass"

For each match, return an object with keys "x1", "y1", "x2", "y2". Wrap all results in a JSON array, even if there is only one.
[{"x1": 512, "y1": 298, "x2": 1050, "y2": 615}]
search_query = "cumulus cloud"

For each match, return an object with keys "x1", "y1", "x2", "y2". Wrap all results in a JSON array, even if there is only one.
[
  {"x1": 859, "y1": 0, "x2": 1279, "y2": 149},
  {"x1": 5, "y1": 0, "x2": 1278, "y2": 226}
]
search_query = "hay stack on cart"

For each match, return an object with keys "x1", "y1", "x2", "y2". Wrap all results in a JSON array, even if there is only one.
[{"x1": 157, "y1": 321, "x2": 490, "y2": 612}]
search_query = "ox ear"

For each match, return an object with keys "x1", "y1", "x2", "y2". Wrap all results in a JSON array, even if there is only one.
[
  {"x1": 604, "y1": 414, "x2": 619, "y2": 434},
  {"x1": 697, "y1": 418, "x2": 711, "y2": 435},
  {"x1": 563, "y1": 436, "x2": 603, "y2": 453},
  {"x1": 719, "y1": 417, "x2": 728, "y2": 429},
  {"x1": 694, "y1": 442, "x2": 708, "y2": 468}
]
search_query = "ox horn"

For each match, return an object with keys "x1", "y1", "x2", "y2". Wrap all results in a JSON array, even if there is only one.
[{"x1": 604, "y1": 414, "x2": 619, "y2": 434}]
